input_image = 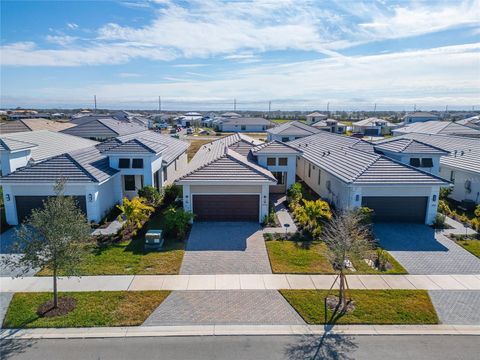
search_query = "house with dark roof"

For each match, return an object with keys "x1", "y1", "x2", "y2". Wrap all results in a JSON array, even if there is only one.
[
  {"x1": 267, "y1": 121, "x2": 320, "y2": 142},
  {"x1": 352, "y1": 118, "x2": 396, "y2": 136},
  {"x1": 61, "y1": 118, "x2": 147, "y2": 140},
  {"x1": 1, "y1": 130, "x2": 189, "y2": 225},
  {"x1": 403, "y1": 111, "x2": 439, "y2": 124}
]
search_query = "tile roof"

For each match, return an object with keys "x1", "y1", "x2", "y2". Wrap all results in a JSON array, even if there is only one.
[
  {"x1": 178, "y1": 133, "x2": 276, "y2": 183},
  {"x1": 62, "y1": 118, "x2": 146, "y2": 138},
  {"x1": 289, "y1": 132, "x2": 447, "y2": 186},
  {"x1": 219, "y1": 117, "x2": 272, "y2": 126},
  {"x1": 374, "y1": 138, "x2": 449, "y2": 155},
  {"x1": 251, "y1": 140, "x2": 302, "y2": 155},
  {"x1": 267, "y1": 121, "x2": 320, "y2": 136},
  {"x1": 0, "y1": 137, "x2": 38, "y2": 152},
  {"x1": 393, "y1": 121, "x2": 480, "y2": 137},
  {"x1": 21, "y1": 119, "x2": 76, "y2": 132},
  {"x1": 306, "y1": 112, "x2": 327, "y2": 117},
  {"x1": 404, "y1": 111, "x2": 439, "y2": 118},
  {"x1": 353, "y1": 117, "x2": 395, "y2": 127},
  {"x1": 0, "y1": 130, "x2": 98, "y2": 162},
  {"x1": 0, "y1": 121, "x2": 31, "y2": 134}
]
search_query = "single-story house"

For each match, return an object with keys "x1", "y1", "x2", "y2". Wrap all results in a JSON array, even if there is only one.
[
  {"x1": 352, "y1": 118, "x2": 396, "y2": 136},
  {"x1": 221, "y1": 112, "x2": 241, "y2": 118},
  {"x1": 394, "y1": 133, "x2": 480, "y2": 204},
  {"x1": 289, "y1": 132, "x2": 449, "y2": 224},
  {"x1": 393, "y1": 121, "x2": 480, "y2": 138},
  {"x1": 61, "y1": 118, "x2": 147, "y2": 141},
  {"x1": 216, "y1": 117, "x2": 273, "y2": 132},
  {"x1": 311, "y1": 119, "x2": 346, "y2": 134},
  {"x1": 0, "y1": 130, "x2": 189, "y2": 225},
  {"x1": 176, "y1": 112, "x2": 203, "y2": 127},
  {"x1": 0, "y1": 119, "x2": 75, "y2": 134},
  {"x1": 267, "y1": 121, "x2": 320, "y2": 142},
  {"x1": 456, "y1": 116, "x2": 480, "y2": 130},
  {"x1": 305, "y1": 112, "x2": 327, "y2": 125},
  {"x1": 402, "y1": 111, "x2": 439, "y2": 124}
]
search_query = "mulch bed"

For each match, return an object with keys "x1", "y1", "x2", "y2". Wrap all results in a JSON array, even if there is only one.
[
  {"x1": 36, "y1": 296, "x2": 76, "y2": 317},
  {"x1": 325, "y1": 295, "x2": 356, "y2": 314}
]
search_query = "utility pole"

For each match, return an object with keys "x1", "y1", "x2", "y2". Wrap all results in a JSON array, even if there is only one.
[
  {"x1": 158, "y1": 96, "x2": 162, "y2": 112},
  {"x1": 268, "y1": 100, "x2": 271, "y2": 118},
  {"x1": 94, "y1": 95, "x2": 97, "y2": 113},
  {"x1": 233, "y1": 98, "x2": 236, "y2": 111},
  {"x1": 327, "y1": 102, "x2": 330, "y2": 114},
  {"x1": 413, "y1": 104, "x2": 416, "y2": 112},
  {"x1": 374, "y1": 103, "x2": 377, "y2": 113}
]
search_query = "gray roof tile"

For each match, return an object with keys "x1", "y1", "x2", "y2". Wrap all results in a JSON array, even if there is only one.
[
  {"x1": 267, "y1": 121, "x2": 320, "y2": 136},
  {"x1": 374, "y1": 138, "x2": 449, "y2": 155}
]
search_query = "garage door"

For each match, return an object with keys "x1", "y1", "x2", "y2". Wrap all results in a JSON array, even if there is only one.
[
  {"x1": 361, "y1": 196, "x2": 427, "y2": 223},
  {"x1": 192, "y1": 194, "x2": 259, "y2": 221},
  {"x1": 364, "y1": 128, "x2": 379, "y2": 136},
  {"x1": 15, "y1": 196, "x2": 87, "y2": 223}
]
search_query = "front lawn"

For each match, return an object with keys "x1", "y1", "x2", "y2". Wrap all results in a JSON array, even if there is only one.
[
  {"x1": 265, "y1": 239, "x2": 407, "y2": 274},
  {"x1": 280, "y1": 290, "x2": 438, "y2": 325},
  {"x1": 37, "y1": 212, "x2": 186, "y2": 276},
  {"x1": 3, "y1": 291, "x2": 170, "y2": 328},
  {"x1": 265, "y1": 240, "x2": 333, "y2": 273}
]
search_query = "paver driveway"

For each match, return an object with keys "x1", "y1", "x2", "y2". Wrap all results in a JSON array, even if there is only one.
[
  {"x1": 180, "y1": 222, "x2": 272, "y2": 274},
  {"x1": 374, "y1": 223, "x2": 480, "y2": 275},
  {"x1": 0, "y1": 228, "x2": 38, "y2": 277},
  {"x1": 429, "y1": 290, "x2": 480, "y2": 325},
  {"x1": 143, "y1": 290, "x2": 305, "y2": 326}
]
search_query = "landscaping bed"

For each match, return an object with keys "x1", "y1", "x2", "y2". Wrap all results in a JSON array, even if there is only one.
[
  {"x1": 449, "y1": 234, "x2": 480, "y2": 258},
  {"x1": 2, "y1": 291, "x2": 170, "y2": 328},
  {"x1": 280, "y1": 290, "x2": 438, "y2": 325}
]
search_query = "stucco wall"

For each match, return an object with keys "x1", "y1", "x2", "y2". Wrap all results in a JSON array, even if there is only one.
[
  {"x1": 1, "y1": 149, "x2": 31, "y2": 175},
  {"x1": 440, "y1": 166, "x2": 480, "y2": 204},
  {"x1": 256, "y1": 154, "x2": 297, "y2": 189},
  {"x1": 164, "y1": 152, "x2": 188, "y2": 185},
  {"x1": 220, "y1": 124, "x2": 267, "y2": 132}
]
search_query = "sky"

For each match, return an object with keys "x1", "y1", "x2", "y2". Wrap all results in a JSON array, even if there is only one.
[{"x1": 1, "y1": 0, "x2": 479, "y2": 111}]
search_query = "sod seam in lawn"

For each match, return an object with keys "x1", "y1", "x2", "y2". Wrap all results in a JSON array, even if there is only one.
[
  {"x1": 265, "y1": 240, "x2": 407, "y2": 274},
  {"x1": 3, "y1": 291, "x2": 170, "y2": 328},
  {"x1": 280, "y1": 289, "x2": 438, "y2": 325}
]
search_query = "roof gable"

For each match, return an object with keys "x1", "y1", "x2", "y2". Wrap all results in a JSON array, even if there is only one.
[
  {"x1": 267, "y1": 121, "x2": 320, "y2": 136},
  {"x1": 251, "y1": 140, "x2": 302, "y2": 155},
  {"x1": 374, "y1": 138, "x2": 449, "y2": 155}
]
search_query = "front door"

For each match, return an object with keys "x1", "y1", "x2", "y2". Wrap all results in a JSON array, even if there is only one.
[
  {"x1": 270, "y1": 171, "x2": 287, "y2": 193},
  {"x1": 123, "y1": 175, "x2": 143, "y2": 199}
]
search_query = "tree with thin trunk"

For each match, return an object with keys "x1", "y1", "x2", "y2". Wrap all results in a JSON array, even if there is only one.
[
  {"x1": 322, "y1": 210, "x2": 373, "y2": 308},
  {"x1": 3, "y1": 180, "x2": 91, "y2": 309}
]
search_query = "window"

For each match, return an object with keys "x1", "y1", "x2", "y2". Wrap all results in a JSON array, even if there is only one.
[
  {"x1": 318, "y1": 170, "x2": 321, "y2": 185},
  {"x1": 308, "y1": 163, "x2": 312, "y2": 177},
  {"x1": 241, "y1": 125, "x2": 246, "y2": 131},
  {"x1": 163, "y1": 167, "x2": 168, "y2": 181},
  {"x1": 272, "y1": 171, "x2": 285, "y2": 185},
  {"x1": 450, "y1": 170, "x2": 455, "y2": 182},
  {"x1": 174, "y1": 159, "x2": 178, "y2": 171},
  {"x1": 119, "y1": 158, "x2": 130, "y2": 168},
  {"x1": 267, "y1": 157, "x2": 276, "y2": 166},
  {"x1": 281, "y1": 137, "x2": 289, "y2": 142},
  {"x1": 124, "y1": 175, "x2": 136, "y2": 191},
  {"x1": 421, "y1": 158, "x2": 433, "y2": 168},
  {"x1": 132, "y1": 159, "x2": 143, "y2": 169},
  {"x1": 278, "y1": 157, "x2": 288, "y2": 166},
  {"x1": 409, "y1": 158, "x2": 420, "y2": 167}
]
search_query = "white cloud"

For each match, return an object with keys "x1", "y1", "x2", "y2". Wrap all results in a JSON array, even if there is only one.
[
  {"x1": 173, "y1": 63, "x2": 207, "y2": 68},
  {"x1": 45, "y1": 35, "x2": 77, "y2": 46},
  {"x1": 118, "y1": 72, "x2": 141, "y2": 78},
  {"x1": 66, "y1": 23, "x2": 79, "y2": 30}
]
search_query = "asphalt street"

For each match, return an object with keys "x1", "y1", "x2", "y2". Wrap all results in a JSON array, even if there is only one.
[{"x1": 1, "y1": 335, "x2": 478, "y2": 360}]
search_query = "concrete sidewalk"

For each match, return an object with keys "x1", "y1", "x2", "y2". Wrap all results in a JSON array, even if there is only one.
[
  {"x1": 2, "y1": 274, "x2": 480, "y2": 292},
  {"x1": 1, "y1": 324, "x2": 479, "y2": 339}
]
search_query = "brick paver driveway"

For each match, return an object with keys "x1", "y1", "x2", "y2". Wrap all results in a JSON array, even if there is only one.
[
  {"x1": 180, "y1": 222, "x2": 272, "y2": 274},
  {"x1": 429, "y1": 291, "x2": 480, "y2": 324},
  {"x1": 143, "y1": 290, "x2": 305, "y2": 326},
  {"x1": 374, "y1": 223, "x2": 480, "y2": 274}
]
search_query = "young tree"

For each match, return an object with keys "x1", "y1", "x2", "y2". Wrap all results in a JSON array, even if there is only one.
[
  {"x1": 4, "y1": 180, "x2": 91, "y2": 309},
  {"x1": 322, "y1": 210, "x2": 373, "y2": 308}
]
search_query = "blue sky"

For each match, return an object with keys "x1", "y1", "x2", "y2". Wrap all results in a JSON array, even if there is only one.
[{"x1": 1, "y1": 0, "x2": 479, "y2": 110}]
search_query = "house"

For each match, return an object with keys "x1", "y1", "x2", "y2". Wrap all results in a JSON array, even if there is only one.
[
  {"x1": 176, "y1": 112, "x2": 203, "y2": 127},
  {"x1": 289, "y1": 132, "x2": 449, "y2": 224},
  {"x1": 403, "y1": 111, "x2": 439, "y2": 124},
  {"x1": 305, "y1": 112, "x2": 327, "y2": 125},
  {"x1": 61, "y1": 118, "x2": 147, "y2": 141},
  {"x1": 456, "y1": 116, "x2": 480, "y2": 130},
  {"x1": 267, "y1": 121, "x2": 320, "y2": 142},
  {"x1": 394, "y1": 133, "x2": 480, "y2": 204},
  {"x1": 352, "y1": 118, "x2": 396, "y2": 136},
  {"x1": 393, "y1": 121, "x2": 480, "y2": 138},
  {"x1": 177, "y1": 134, "x2": 299, "y2": 222},
  {"x1": 0, "y1": 119, "x2": 75, "y2": 134},
  {"x1": 221, "y1": 112, "x2": 241, "y2": 118},
  {"x1": 0, "y1": 130, "x2": 189, "y2": 225},
  {"x1": 311, "y1": 119, "x2": 346, "y2": 134},
  {"x1": 216, "y1": 117, "x2": 273, "y2": 132}
]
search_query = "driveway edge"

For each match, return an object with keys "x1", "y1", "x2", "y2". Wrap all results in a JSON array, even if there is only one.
[{"x1": 1, "y1": 324, "x2": 480, "y2": 339}]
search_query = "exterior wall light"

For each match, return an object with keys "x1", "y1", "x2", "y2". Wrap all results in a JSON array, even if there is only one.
[
  {"x1": 5, "y1": 194, "x2": 10, "y2": 201},
  {"x1": 88, "y1": 194, "x2": 93, "y2": 202},
  {"x1": 355, "y1": 194, "x2": 360, "y2": 202},
  {"x1": 432, "y1": 194, "x2": 437, "y2": 202}
]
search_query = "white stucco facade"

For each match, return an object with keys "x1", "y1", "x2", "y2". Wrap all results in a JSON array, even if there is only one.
[{"x1": 440, "y1": 165, "x2": 480, "y2": 204}]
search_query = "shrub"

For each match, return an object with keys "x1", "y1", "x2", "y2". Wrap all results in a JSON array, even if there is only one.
[
  {"x1": 433, "y1": 213, "x2": 446, "y2": 229},
  {"x1": 263, "y1": 233, "x2": 273, "y2": 241},
  {"x1": 438, "y1": 200, "x2": 451, "y2": 215},
  {"x1": 138, "y1": 186, "x2": 162, "y2": 206},
  {"x1": 163, "y1": 184, "x2": 182, "y2": 205},
  {"x1": 475, "y1": 205, "x2": 480, "y2": 219},
  {"x1": 357, "y1": 207, "x2": 374, "y2": 225},
  {"x1": 293, "y1": 199, "x2": 331, "y2": 239},
  {"x1": 375, "y1": 249, "x2": 391, "y2": 271},
  {"x1": 162, "y1": 206, "x2": 194, "y2": 240},
  {"x1": 439, "y1": 187, "x2": 452, "y2": 200},
  {"x1": 117, "y1": 197, "x2": 154, "y2": 238},
  {"x1": 287, "y1": 182, "x2": 302, "y2": 209}
]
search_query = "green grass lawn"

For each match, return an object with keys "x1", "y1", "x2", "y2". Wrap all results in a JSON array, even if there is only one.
[
  {"x1": 3, "y1": 291, "x2": 170, "y2": 328},
  {"x1": 37, "y1": 212, "x2": 186, "y2": 276},
  {"x1": 265, "y1": 240, "x2": 334, "y2": 273},
  {"x1": 265, "y1": 240, "x2": 407, "y2": 274},
  {"x1": 280, "y1": 290, "x2": 438, "y2": 325},
  {"x1": 455, "y1": 238, "x2": 480, "y2": 258}
]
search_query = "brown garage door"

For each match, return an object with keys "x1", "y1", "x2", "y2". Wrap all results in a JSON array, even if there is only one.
[
  {"x1": 361, "y1": 196, "x2": 427, "y2": 223},
  {"x1": 15, "y1": 195, "x2": 87, "y2": 223},
  {"x1": 192, "y1": 194, "x2": 259, "y2": 221}
]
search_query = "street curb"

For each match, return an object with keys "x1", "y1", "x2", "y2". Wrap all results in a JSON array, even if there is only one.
[{"x1": 1, "y1": 324, "x2": 480, "y2": 339}]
